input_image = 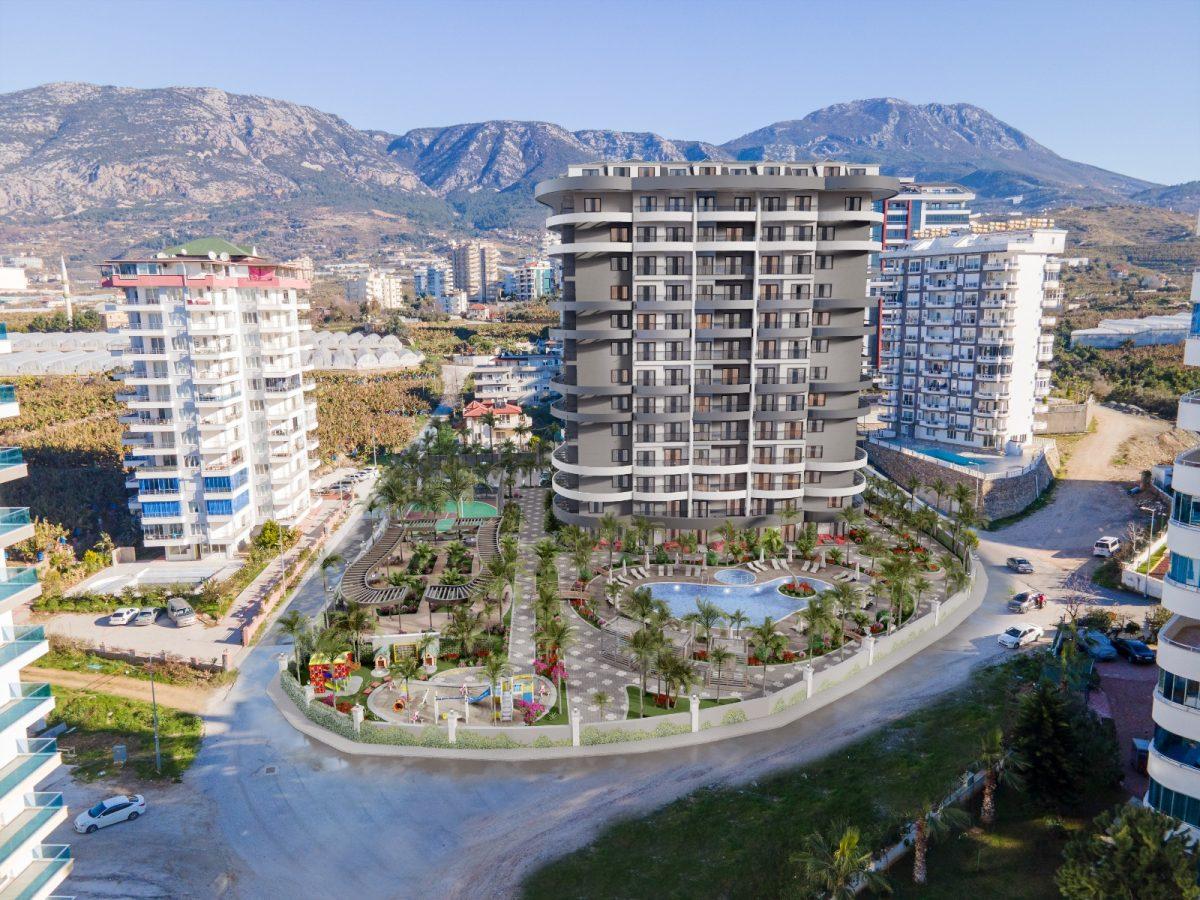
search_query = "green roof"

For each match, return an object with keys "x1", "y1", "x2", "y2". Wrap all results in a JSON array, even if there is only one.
[{"x1": 160, "y1": 237, "x2": 256, "y2": 259}]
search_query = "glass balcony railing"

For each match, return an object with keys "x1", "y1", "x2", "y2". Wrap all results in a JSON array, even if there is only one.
[
  {"x1": 0, "y1": 509, "x2": 31, "y2": 537},
  {"x1": 0, "y1": 448, "x2": 22, "y2": 470},
  {"x1": 0, "y1": 685, "x2": 52, "y2": 733},
  {"x1": 0, "y1": 386, "x2": 15, "y2": 405},
  {"x1": 0, "y1": 324, "x2": 8, "y2": 341},
  {"x1": 0, "y1": 843, "x2": 71, "y2": 900},
  {"x1": 0, "y1": 740, "x2": 58, "y2": 798},
  {"x1": 0, "y1": 568, "x2": 38, "y2": 604},
  {"x1": 0, "y1": 627, "x2": 46, "y2": 668},
  {"x1": 0, "y1": 794, "x2": 63, "y2": 867}
]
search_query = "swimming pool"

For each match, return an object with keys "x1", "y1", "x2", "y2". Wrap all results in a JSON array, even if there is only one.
[
  {"x1": 713, "y1": 568, "x2": 755, "y2": 585},
  {"x1": 648, "y1": 575, "x2": 832, "y2": 622},
  {"x1": 916, "y1": 446, "x2": 984, "y2": 468}
]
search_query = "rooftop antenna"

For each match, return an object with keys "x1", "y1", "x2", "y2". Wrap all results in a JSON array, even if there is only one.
[{"x1": 60, "y1": 255, "x2": 72, "y2": 327}]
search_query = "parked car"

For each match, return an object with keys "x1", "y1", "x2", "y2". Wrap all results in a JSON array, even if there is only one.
[
  {"x1": 1006, "y1": 557, "x2": 1034, "y2": 574},
  {"x1": 1093, "y1": 536, "x2": 1122, "y2": 557},
  {"x1": 166, "y1": 598, "x2": 196, "y2": 627},
  {"x1": 999, "y1": 623, "x2": 1043, "y2": 648},
  {"x1": 132, "y1": 607, "x2": 159, "y2": 627},
  {"x1": 1076, "y1": 628, "x2": 1119, "y2": 661},
  {"x1": 1112, "y1": 636, "x2": 1156, "y2": 664},
  {"x1": 108, "y1": 607, "x2": 139, "y2": 626},
  {"x1": 75, "y1": 795, "x2": 145, "y2": 834},
  {"x1": 1007, "y1": 591, "x2": 1045, "y2": 613}
]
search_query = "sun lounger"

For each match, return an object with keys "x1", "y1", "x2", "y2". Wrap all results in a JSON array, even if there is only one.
[{"x1": 772, "y1": 559, "x2": 784, "y2": 571}]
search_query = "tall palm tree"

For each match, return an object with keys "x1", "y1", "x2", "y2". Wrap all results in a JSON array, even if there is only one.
[
  {"x1": 824, "y1": 581, "x2": 863, "y2": 646},
  {"x1": 856, "y1": 532, "x2": 888, "y2": 577},
  {"x1": 394, "y1": 653, "x2": 422, "y2": 698},
  {"x1": 278, "y1": 610, "x2": 311, "y2": 681},
  {"x1": 802, "y1": 595, "x2": 832, "y2": 657},
  {"x1": 706, "y1": 644, "x2": 735, "y2": 703},
  {"x1": 928, "y1": 476, "x2": 949, "y2": 514},
  {"x1": 941, "y1": 555, "x2": 971, "y2": 599},
  {"x1": 977, "y1": 726, "x2": 1027, "y2": 826},
  {"x1": 749, "y1": 617, "x2": 785, "y2": 690},
  {"x1": 760, "y1": 527, "x2": 784, "y2": 559},
  {"x1": 597, "y1": 511, "x2": 622, "y2": 571},
  {"x1": 629, "y1": 627, "x2": 661, "y2": 718},
  {"x1": 333, "y1": 603, "x2": 374, "y2": 663},
  {"x1": 446, "y1": 605, "x2": 486, "y2": 660},
  {"x1": 911, "y1": 802, "x2": 971, "y2": 885},
  {"x1": 686, "y1": 598, "x2": 727, "y2": 646},
  {"x1": 319, "y1": 553, "x2": 344, "y2": 592},
  {"x1": 726, "y1": 608, "x2": 749, "y2": 641},
  {"x1": 542, "y1": 618, "x2": 574, "y2": 715},
  {"x1": 949, "y1": 481, "x2": 974, "y2": 516},
  {"x1": 482, "y1": 654, "x2": 507, "y2": 722},
  {"x1": 912, "y1": 574, "x2": 932, "y2": 616},
  {"x1": 904, "y1": 474, "x2": 923, "y2": 512},
  {"x1": 790, "y1": 822, "x2": 890, "y2": 899},
  {"x1": 479, "y1": 410, "x2": 498, "y2": 454}
]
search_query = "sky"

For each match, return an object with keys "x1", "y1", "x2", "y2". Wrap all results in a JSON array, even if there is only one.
[{"x1": 1, "y1": 0, "x2": 1196, "y2": 185}]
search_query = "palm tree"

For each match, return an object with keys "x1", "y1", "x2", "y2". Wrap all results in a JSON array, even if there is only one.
[
  {"x1": 856, "y1": 532, "x2": 888, "y2": 577},
  {"x1": 941, "y1": 555, "x2": 971, "y2": 599},
  {"x1": 928, "y1": 476, "x2": 949, "y2": 514},
  {"x1": 912, "y1": 575, "x2": 932, "y2": 616},
  {"x1": 446, "y1": 606, "x2": 486, "y2": 660},
  {"x1": 749, "y1": 617, "x2": 785, "y2": 690},
  {"x1": 482, "y1": 654, "x2": 507, "y2": 722},
  {"x1": 911, "y1": 802, "x2": 971, "y2": 885},
  {"x1": 669, "y1": 655, "x2": 698, "y2": 709},
  {"x1": 629, "y1": 627, "x2": 661, "y2": 718},
  {"x1": 706, "y1": 644, "x2": 735, "y2": 703},
  {"x1": 794, "y1": 522, "x2": 818, "y2": 561},
  {"x1": 445, "y1": 461, "x2": 481, "y2": 521},
  {"x1": 278, "y1": 610, "x2": 311, "y2": 681},
  {"x1": 597, "y1": 511, "x2": 622, "y2": 571},
  {"x1": 394, "y1": 653, "x2": 422, "y2": 698},
  {"x1": 904, "y1": 474, "x2": 923, "y2": 512},
  {"x1": 802, "y1": 595, "x2": 832, "y2": 657},
  {"x1": 949, "y1": 480, "x2": 973, "y2": 515},
  {"x1": 825, "y1": 581, "x2": 863, "y2": 646},
  {"x1": 623, "y1": 586, "x2": 658, "y2": 625},
  {"x1": 485, "y1": 556, "x2": 515, "y2": 623},
  {"x1": 541, "y1": 618, "x2": 574, "y2": 715},
  {"x1": 726, "y1": 608, "x2": 749, "y2": 641},
  {"x1": 687, "y1": 598, "x2": 726, "y2": 646},
  {"x1": 479, "y1": 410, "x2": 498, "y2": 454},
  {"x1": 760, "y1": 527, "x2": 784, "y2": 559},
  {"x1": 977, "y1": 727, "x2": 1027, "y2": 826},
  {"x1": 319, "y1": 553, "x2": 344, "y2": 592},
  {"x1": 791, "y1": 822, "x2": 890, "y2": 899},
  {"x1": 333, "y1": 603, "x2": 374, "y2": 663}
]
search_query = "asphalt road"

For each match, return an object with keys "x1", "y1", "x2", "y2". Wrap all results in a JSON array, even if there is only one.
[{"x1": 48, "y1": 408, "x2": 1163, "y2": 899}]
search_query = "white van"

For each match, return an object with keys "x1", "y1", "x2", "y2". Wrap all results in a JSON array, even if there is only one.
[
  {"x1": 166, "y1": 597, "x2": 197, "y2": 627},
  {"x1": 1093, "y1": 536, "x2": 1121, "y2": 558}
]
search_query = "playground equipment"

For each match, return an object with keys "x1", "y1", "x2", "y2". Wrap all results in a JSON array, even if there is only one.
[{"x1": 308, "y1": 652, "x2": 353, "y2": 695}]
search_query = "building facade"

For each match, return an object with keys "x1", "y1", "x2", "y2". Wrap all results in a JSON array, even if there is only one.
[
  {"x1": 103, "y1": 238, "x2": 319, "y2": 560},
  {"x1": 462, "y1": 400, "x2": 532, "y2": 449},
  {"x1": 876, "y1": 226, "x2": 1064, "y2": 451},
  {"x1": 345, "y1": 269, "x2": 405, "y2": 309},
  {"x1": 413, "y1": 263, "x2": 454, "y2": 299},
  {"x1": 881, "y1": 182, "x2": 975, "y2": 249},
  {"x1": 0, "y1": 324, "x2": 71, "y2": 896},
  {"x1": 473, "y1": 351, "x2": 562, "y2": 405},
  {"x1": 1150, "y1": 269, "x2": 1200, "y2": 835},
  {"x1": 537, "y1": 160, "x2": 897, "y2": 534},
  {"x1": 505, "y1": 259, "x2": 555, "y2": 301},
  {"x1": 452, "y1": 242, "x2": 499, "y2": 301}
]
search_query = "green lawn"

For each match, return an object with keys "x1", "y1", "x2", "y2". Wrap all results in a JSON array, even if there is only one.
[
  {"x1": 624, "y1": 686, "x2": 739, "y2": 719},
  {"x1": 536, "y1": 683, "x2": 570, "y2": 726},
  {"x1": 887, "y1": 788, "x2": 1122, "y2": 898},
  {"x1": 48, "y1": 686, "x2": 203, "y2": 781},
  {"x1": 522, "y1": 656, "x2": 1040, "y2": 899}
]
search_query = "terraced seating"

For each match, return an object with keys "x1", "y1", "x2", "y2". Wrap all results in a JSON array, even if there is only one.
[
  {"x1": 339, "y1": 523, "x2": 414, "y2": 607},
  {"x1": 423, "y1": 519, "x2": 502, "y2": 609}
]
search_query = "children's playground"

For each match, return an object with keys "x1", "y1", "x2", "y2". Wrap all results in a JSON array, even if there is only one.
[{"x1": 365, "y1": 666, "x2": 557, "y2": 726}]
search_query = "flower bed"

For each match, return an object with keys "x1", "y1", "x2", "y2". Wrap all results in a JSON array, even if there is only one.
[{"x1": 779, "y1": 579, "x2": 817, "y2": 598}]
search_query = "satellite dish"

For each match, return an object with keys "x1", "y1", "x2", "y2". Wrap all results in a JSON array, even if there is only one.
[
  {"x1": 155, "y1": 252, "x2": 167, "y2": 259},
  {"x1": 219, "y1": 252, "x2": 230, "y2": 261},
  {"x1": 208, "y1": 251, "x2": 217, "y2": 260}
]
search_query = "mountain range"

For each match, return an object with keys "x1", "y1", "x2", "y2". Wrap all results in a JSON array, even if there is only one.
[{"x1": 0, "y1": 83, "x2": 1194, "y2": 249}]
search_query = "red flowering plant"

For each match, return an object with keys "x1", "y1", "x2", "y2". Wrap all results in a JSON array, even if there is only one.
[
  {"x1": 533, "y1": 658, "x2": 568, "y2": 683},
  {"x1": 513, "y1": 698, "x2": 546, "y2": 725}
]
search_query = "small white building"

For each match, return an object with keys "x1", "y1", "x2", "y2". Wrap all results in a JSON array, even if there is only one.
[
  {"x1": 1071, "y1": 312, "x2": 1192, "y2": 349},
  {"x1": 345, "y1": 269, "x2": 405, "y2": 309},
  {"x1": 438, "y1": 290, "x2": 469, "y2": 316}
]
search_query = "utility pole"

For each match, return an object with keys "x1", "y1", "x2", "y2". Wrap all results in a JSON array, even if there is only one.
[{"x1": 149, "y1": 663, "x2": 162, "y2": 775}]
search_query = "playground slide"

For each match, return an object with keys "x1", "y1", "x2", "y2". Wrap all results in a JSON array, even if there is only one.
[{"x1": 437, "y1": 687, "x2": 492, "y2": 704}]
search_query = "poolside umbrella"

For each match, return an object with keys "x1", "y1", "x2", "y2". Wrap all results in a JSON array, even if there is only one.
[{"x1": 759, "y1": 547, "x2": 764, "y2": 562}]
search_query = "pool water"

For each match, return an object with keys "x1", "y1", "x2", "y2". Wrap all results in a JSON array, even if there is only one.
[
  {"x1": 648, "y1": 576, "x2": 832, "y2": 623},
  {"x1": 713, "y1": 568, "x2": 755, "y2": 585},
  {"x1": 917, "y1": 447, "x2": 984, "y2": 468}
]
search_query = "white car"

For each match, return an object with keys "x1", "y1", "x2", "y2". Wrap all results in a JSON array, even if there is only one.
[
  {"x1": 74, "y1": 794, "x2": 145, "y2": 833},
  {"x1": 998, "y1": 623, "x2": 1044, "y2": 649},
  {"x1": 108, "y1": 607, "x2": 139, "y2": 626},
  {"x1": 132, "y1": 607, "x2": 159, "y2": 626},
  {"x1": 1093, "y1": 536, "x2": 1121, "y2": 557}
]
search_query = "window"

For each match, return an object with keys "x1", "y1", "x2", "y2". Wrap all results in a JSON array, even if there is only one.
[
  {"x1": 813, "y1": 311, "x2": 832, "y2": 325},
  {"x1": 817, "y1": 255, "x2": 834, "y2": 269},
  {"x1": 583, "y1": 197, "x2": 601, "y2": 212},
  {"x1": 610, "y1": 396, "x2": 631, "y2": 411},
  {"x1": 610, "y1": 285, "x2": 629, "y2": 300},
  {"x1": 206, "y1": 491, "x2": 250, "y2": 517},
  {"x1": 612, "y1": 475, "x2": 631, "y2": 489},
  {"x1": 611, "y1": 423, "x2": 629, "y2": 436},
  {"x1": 762, "y1": 196, "x2": 781, "y2": 211},
  {"x1": 611, "y1": 449, "x2": 630, "y2": 462},
  {"x1": 806, "y1": 445, "x2": 824, "y2": 459},
  {"x1": 610, "y1": 313, "x2": 630, "y2": 328},
  {"x1": 610, "y1": 341, "x2": 630, "y2": 356},
  {"x1": 794, "y1": 195, "x2": 813, "y2": 211},
  {"x1": 818, "y1": 226, "x2": 836, "y2": 241},
  {"x1": 610, "y1": 257, "x2": 629, "y2": 271},
  {"x1": 202, "y1": 468, "x2": 249, "y2": 492},
  {"x1": 141, "y1": 501, "x2": 181, "y2": 519},
  {"x1": 638, "y1": 167, "x2": 655, "y2": 177},
  {"x1": 611, "y1": 368, "x2": 630, "y2": 384},
  {"x1": 845, "y1": 196, "x2": 862, "y2": 211},
  {"x1": 826, "y1": 496, "x2": 845, "y2": 509},
  {"x1": 816, "y1": 283, "x2": 832, "y2": 298},
  {"x1": 809, "y1": 419, "x2": 824, "y2": 433},
  {"x1": 636, "y1": 226, "x2": 657, "y2": 242},
  {"x1": 808, "y1": 393, "x2": 827, "y2": 407},
  {"x1": 611, "y1": 167, "x2": 629, "y2": 177},
  {"x1": 804, "y1": 471, "x2": 822, "y2": 484},
  {"x1": 812, "y1": 339, "x2": 829, "y2": 353},
  {"x1": 609, "y1": 226, "x2": 630, "y2": 242}
]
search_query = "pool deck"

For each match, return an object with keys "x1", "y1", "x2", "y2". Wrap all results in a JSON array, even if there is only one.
[{"x1": 875, "y1": 436, "x2": 1043, "y2": 476}]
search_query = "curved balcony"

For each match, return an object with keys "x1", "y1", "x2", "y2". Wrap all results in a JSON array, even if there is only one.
[
  {"x1": 694, "y1": 380, "x2": 750, "y2": 395},
  {"x1": 813, "y1": 295, "x2": 875, "y2": 311},
  {"x1": 1179, "y1": 391, "x2": 1200, "y2": 433},
  {"x1": 544, "y1": 211, "x2": 632, "y2": 229},
  {"x1": 818, "y1": 209, "x2": 884, "y2": 225},
  {"x1": 1152, "y1": 691, "x2": 1200, "y2": 743},
  {"x1": 1147, "y1": 742, "x2": 1200, "y2": 799},
  {"x1": 1174, "y1": 446, "x2": 1200, "y2": 497},
  {"x1": 549, "y1": 400, "x2": 629, "y2": 425},
  {"x1": 549, "y1": 376, "x2": 630, "y2": 398},
  {"x1": 807, "y1": 399, "x2": 871, "y2": 421},
  {"x1": 803, "y1": 472, "x2": 868, "y2": 498},
  {"x1": 550, "y1": 298, "x2": 631, "y2": 313},
  {"x1": 551, "y1": 445, "x2": 630, "y2": 478},
  {"x1": 804, "y1": 447, "x2": 869, "y2": 472},
  {"x1": 552, "y1": 471, "x2": 631, "y2": 505},
  {"x1": 754, "y1": 407, "x2": 807, "y2": 422},
  {"x1": 813, "y1": 324, "x2": 872, "y2": 339},
  {"x1": 547, "y1": 241, "x2": 630, "y2": 258},
  {"x1": 1159, "y1": 616, "x2": 1200, "y2": 682},
  {"x1": 550, "y1": 326, "x2": 629, "y2": 341},
  {"x1": 810, "y1": 376, "x2": 872, "y2": 393},
  {"x1": 755, "y1": 380, "x2": 807, "y2": 395},
  {"x1": 1162, "y1": 574, "x2": 1200, "y2": 620},
  {"x1": 759, "y1": 209, "x2": 818, "y2": 222},
  {"x1": 631, "y1": 209, "x2": 693, "y2": 223},
  {"x1": 748, "y1": 486, "x2": 806, "y2": 501},
  {"x1": 815, "y1": 238, "x2": 880, "y2": 254}
]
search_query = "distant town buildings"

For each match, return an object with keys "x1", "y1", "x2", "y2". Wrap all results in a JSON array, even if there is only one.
[
  {"x1": 877, "y1": 224, "x2": 1065, "y2": 451},
  {"x1": 3, "y1": 254, "x2": 43, "y2": 270},
  {"x1": 882, "y1": 181, "x2": 975, "y2": 249},
  {"x1": 345, "y1": 268, "x2": 406, "y2": 309},
  {"x1": 462, "y1": 399, "x2": 532, "y2": 449},
  {"x1": 102, "y1": 238, "x2": 319, "y2": 560},
  {"x1": 504, "y1": 258, "x2": 554, "y2": 300},
  {"x1": 452, "y1": 241, "x2": 499, "y2": 300},
  {"x1": 413, "y1": 262, "x2": 454, "y2": 299},
  {"x1": 284, "y1": 255, "x2": 315, "y2": 282},
  {"x1": 438, "y1": 290, "x2": 469, "y2": 316}
]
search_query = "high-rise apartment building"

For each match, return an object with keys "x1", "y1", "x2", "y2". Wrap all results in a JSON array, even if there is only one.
[
  {"x1": 876, "y1": 225, "x2": 1065, "y2": 451},
  {"x1": 537, "y1": 160, "x2": 898, "y2": 534},
  {"x1": 0, "y1": 325, "x2": 71, "y2": 896},
  {"x1": 103, "y1": 238, "x2": 319, "y2": 560},
  {"x1": 505, "y1": 259, "x2": 555, "y2": 301},
  {"x1": 452, "y1": 242, "x2": 499, "y2": 300},
  {"x1": 345, "y1": 269, "x2": 405, "y2": 309},
  {"x1": 881, "y1": 182, "x2": 975, "y2": 249},
  {"x1": 413, "y1": 262, "x2": 454, "y2": 299},
  {"x1": 1151, "y1": 270, "x2": 1200, "y2": 835}
]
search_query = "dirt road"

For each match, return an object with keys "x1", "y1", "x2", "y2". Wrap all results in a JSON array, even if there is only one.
[{"x1": 25, "y1": 667, "x2": 217, "y2": 716}]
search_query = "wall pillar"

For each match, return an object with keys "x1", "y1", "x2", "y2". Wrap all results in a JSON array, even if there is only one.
[
  {"x1": 864, "y1": 634, "x2": 876, "y2": 666},
  {"x1": 690, "y1": 694, "x2": 700, "y2": 732},
  {"x1": 571, "y1": 706, "x2": 581, "y2": 746},
  {"x1": 803, "y1": 664, "x2": 815, "y2": 699}
]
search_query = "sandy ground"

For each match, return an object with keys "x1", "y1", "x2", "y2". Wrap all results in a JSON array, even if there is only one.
[
  {"x1": 47, "y1": 407, "x2": 1168, "y2": 899},
  {"x1": 24, "y1": 667, "x2": 216, "y2": 716}
]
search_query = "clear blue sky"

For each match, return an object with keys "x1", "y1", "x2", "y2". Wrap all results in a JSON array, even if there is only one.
[{"x1": 2, "y1": 0, "x2": 1196, "y2": 184}]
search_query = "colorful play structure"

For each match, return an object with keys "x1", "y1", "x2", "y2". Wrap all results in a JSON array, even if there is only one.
[{"x1": 308, "y1": 651, "x2": 354, "y2": 695}]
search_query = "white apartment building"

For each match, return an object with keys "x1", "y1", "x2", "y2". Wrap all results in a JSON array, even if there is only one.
[
  {"x1": 473, "y1": 351, "x2": 562, "y2": 405},
  {"x1": 438, "y1": 290, "x2": 469, "y2": 316},
  {"x1": 412, "y1": 263, "x2": 454, "y2": 299},
  {"x1": 103, "y1": 238, "x2": 319, "y2": 561},
  {"x1": 877, "y1": 225, "x2": 1065, "y2": 451},
  {"x1": 452, "y1": 241, "x2": 499, "y2": 301},
  {"x1": 1151, "y1": 269, "x2": 1200, "y2": 835},
  {"x1": 504, "y1": 258, "x2": 554, "y2": 301},
  {"x1": 882, "y1": 182, "x2": 976, "y2": 248},
  {"x1": 345, "y1": 269, "x2": 406, "y2": 309},
  {"x1": 0, "y1": 325, "x2": 71, "y2": 897}
]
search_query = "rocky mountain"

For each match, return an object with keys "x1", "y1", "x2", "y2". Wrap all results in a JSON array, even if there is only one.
[{"x1": 0, "y1": 84, "x2": 1192, "y2": 245}]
